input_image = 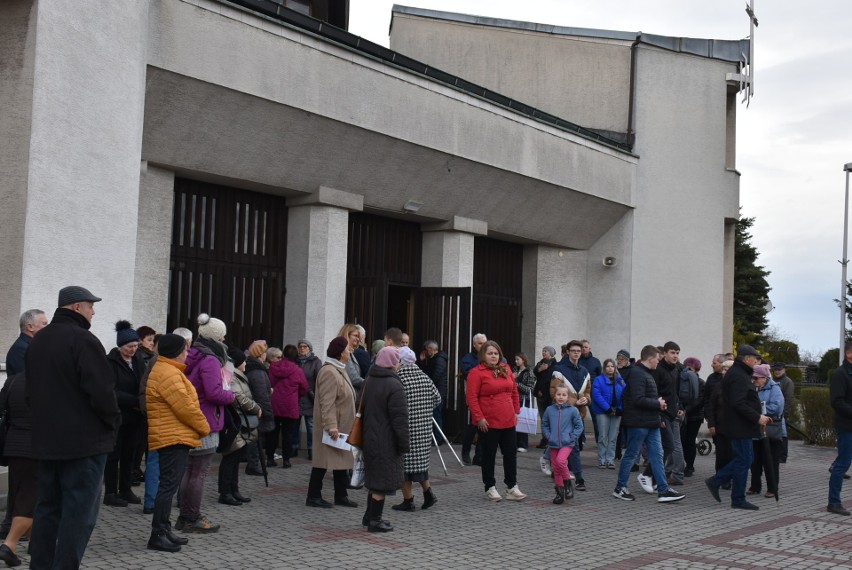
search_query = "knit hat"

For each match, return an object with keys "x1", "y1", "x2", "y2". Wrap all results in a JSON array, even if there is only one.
[
  {"x1": 197, "y1": 313, "x2": 226, "y2": 341},
  {"x1": 326, "y1": 336, "x2": 349, "y2": 359},
  {"x1": 617, "y1": 349, "x2": 630, "y2": 360},
  {"x1": 58, "y1": 285, "x2": 101, "y2": 307},
  {"x1": 399, "y1": 346, "x2": 417, "y2": 365},
  {"x1": 115, "y1": 320, "x2": 139, "y2": 347},
  {"x1": 158, "y1": 334, "x2": 186, "y2": 359},
  {"x1": 297, "y1": 339, "x2": 313, "y2": 352},
  {"x1": 543, "y1": 346, "x2": 557, "y2": 358},
  {"x1": 228, "y1": 347, "x2": 247, "y2": 368},
  {"x1": 375, "y1": 346, "x2": 400, "y2": 368},
  {"x1": 752, "y1": 364, "x2": 771, "y2": 378},
  {"x1": 248, "y1": 340, "x2": 268, "y2": 359},
  {"x1": 683, "y1": 357, "x2": 702, "y2": 372}
]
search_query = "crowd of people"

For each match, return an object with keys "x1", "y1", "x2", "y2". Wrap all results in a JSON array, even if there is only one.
[{"x1": 2, "y1": 284, "x2": 852, "y2": 567}]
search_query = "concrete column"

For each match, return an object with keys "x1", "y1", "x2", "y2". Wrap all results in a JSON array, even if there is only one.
[
  {"x1": 521, "y1": 245, "x2": 588, "y2": 360},
  {"x1": 132, "y1": 165, "x2": 175, "y2": 332},
  {"x1": 421, "y1": 216, "x2": 487, "y2": 288},
  {"x1": 284, "y1": 187, "x2": 363, "y2": 351},
  {"x1": 0, "y1": 1, "x2": 149, "y2": 347},
  {"x1": 722, "y1": 219, "x2": 736, "y2": 351}
]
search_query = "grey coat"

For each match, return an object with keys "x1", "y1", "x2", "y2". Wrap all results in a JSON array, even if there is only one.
[
  {"x1": 357, "y1": 366, "x2": 410, "y2": 493},
  {"x1": 245, "y1": 357, "x2": 275, "y2": 433}
]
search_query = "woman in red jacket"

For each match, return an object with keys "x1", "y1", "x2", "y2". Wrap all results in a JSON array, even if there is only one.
[{"x1": 466, "y1": 341, "x2": 527, "y2": 502}]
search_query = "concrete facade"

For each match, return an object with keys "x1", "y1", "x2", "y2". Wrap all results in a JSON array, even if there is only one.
[
  {"x1": 389, "y1": 6, "x2": 744, "y2": 362},
  {"x1": 0, "y1": 0, "x2": 743, "y2": 369}
]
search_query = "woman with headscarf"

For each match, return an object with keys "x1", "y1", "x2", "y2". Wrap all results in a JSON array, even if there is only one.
[
  {"x1": 305, "y1": 337, "x2": 358, "y2": 509},
  {"x1": 358, "y1": 347, "x2": 410, "y2": 532},
  {"x1": 533, "y1": 346, "x2": 557, "y2": 449},
  {"x1": 296, "y1": 339, "x2": 322, "y2": 461},
  {"x1": 467, "y1": 340, "x2": 527, "y2": 502},
  {"x1": 391, "y1": 347, "x2": 441, "y2": 512},
  {"x1": 244, "y1": 340, "x2": 274, "y2": 476},
  {"x1": 176, "y1": 313, "x2": 236, "y2": 534}
]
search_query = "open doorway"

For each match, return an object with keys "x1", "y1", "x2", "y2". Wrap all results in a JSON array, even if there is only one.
[{"x1": 386, "y1": 285, "x2": 414, "y2": 335}]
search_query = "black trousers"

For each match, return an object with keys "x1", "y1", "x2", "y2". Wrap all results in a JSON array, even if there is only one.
[
  {"x1": 266, "y1": 417, "x2": 300, "y2": 460},
  {"x1": 681, "y1": 420, "x2": 703, "y2": 470},
  {"x1": 479, "y1": 427, "x2": 518, "y2": 491},
  {"x1": 749, "y1": 438, "x2": 782, "y2": 493},
  {"x1": 715, "y1": 433, "x2": 732, "y2": 472},
  {"x1": 104, "y1": 421, "x2": 140, "y2": 495},
  {"x1": 218, "y1": 447, "x2": 245, "y2": 495},
  {"x1": 153, "y1": 445, "x2": 189, "y2": 533},
  {"x1": 307, "y1": 467, "x2": 349, "y2": 500},
  {"x1": 462, "y1": 424, "x2": 482, "y2": 458}
]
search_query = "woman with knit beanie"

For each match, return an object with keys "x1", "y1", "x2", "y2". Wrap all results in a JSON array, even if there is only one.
[
  {"x1": 467, "y1": 340, "x2": 527, "y2": 502},
  {"x1": 359, "y1": 347, "x2": 410, "y2": 533},
  {"x1": 296, "y1": 339, "x2": 322, "y2": 460},
  {"x1": 305, "y1": 337, "x2": 358, "y2": 508},
  {"x1": 175, "y1": 314, "x2": 236, "y2": 534}
]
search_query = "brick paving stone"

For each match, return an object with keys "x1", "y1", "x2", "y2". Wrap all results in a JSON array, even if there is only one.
[{"x1": 20, "y1": 438, "x2": 851, "y2": 569}]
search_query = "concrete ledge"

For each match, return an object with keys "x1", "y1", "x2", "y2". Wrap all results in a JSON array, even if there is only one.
[
  {"x1": 422, "y1": 215, "x2": 488, "y2": 236},
  {"x1": 286, "y1": 186, "x2": 364, "y2": 211}
]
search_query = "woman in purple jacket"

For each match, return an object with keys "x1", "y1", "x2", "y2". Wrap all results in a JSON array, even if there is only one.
[{"x1": 175, "y1": 314, "x2": 235, "y2": 534}]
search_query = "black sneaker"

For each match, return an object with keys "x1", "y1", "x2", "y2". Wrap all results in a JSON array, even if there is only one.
[
  {"x1": 827, "y1": 503, "x2": 851, "y2": 516},
  {"x1": 705, "y1": 477, "x2": 721, "y2": 503},
  {"x1": 657, "y1": 489, "x2": 685, "y2": 503},
  {"x1": 732, "y1": 501, "x2": 759, "y2": 510},
  {"x1": 612, "y1": 487, "x2": 635, "y2": 501},
  {"x1": 103, "y1": 493, "x2": 128, "y2": 507},
  {"x1": 575, "y1": 479, "x2": 586, "y2": 491},
  {"x1": 461, "y1": 454, "x2": 472, "y2": 466}
]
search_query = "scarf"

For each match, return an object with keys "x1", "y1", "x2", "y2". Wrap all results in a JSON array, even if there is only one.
[{"x1": 325, "y1": 357, "x2": 346, "y2": 370}]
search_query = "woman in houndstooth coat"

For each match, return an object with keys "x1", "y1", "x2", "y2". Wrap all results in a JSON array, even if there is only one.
[{"x1": 392, "y1": 347, "x2": 442, "y2": 512}]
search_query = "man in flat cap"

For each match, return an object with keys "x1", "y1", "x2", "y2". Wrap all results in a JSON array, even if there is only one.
[{"x1": 26, "y1": 286, "x2": 120, "y2": 569}]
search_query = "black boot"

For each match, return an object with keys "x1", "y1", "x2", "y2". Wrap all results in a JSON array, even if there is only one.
[
  {"x1": 391, "y1": 497, "x2": 415, "y2": 511},
  {"x1": 552, "y1": 485, "x2": 565, "y2": 505},
  {"x1": 147, "y1": 530, "x2": 181, "y2": 552},
  {"x1": 165, "y1": 529, "x2": 188, "y2": 545},
  {"x1": 421, "y1": 487, "x2": 437, "y2": 510},
  {"x1": 564, "y1": 480, "x2": 574, "y2": 500},
  {"x1": 368, "y1": 498, "x2": 393, "y2": 533},
  {"x1": 362, "y1": 495, "x2": 372, "y2": 527}
]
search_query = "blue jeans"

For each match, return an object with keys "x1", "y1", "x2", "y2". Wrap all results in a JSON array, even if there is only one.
[
  {"x1": 596, "y1": 414, "x2": 622, "y2": 465},
  {"x1": 616, "y1": 427, "x2": 669, "y2": 493},
  {"x1": 30, "y1": 454, "x2": 108, "y2": 570},
  {"x1": 829, "y1": 429, "x2": 852, "y2": 505},
  {"x1": 144, "y1": 450, "x2": 160, "y2": 509},
  {"x1": 712, "y1": 437, "x2": 753, "y2": 506}
]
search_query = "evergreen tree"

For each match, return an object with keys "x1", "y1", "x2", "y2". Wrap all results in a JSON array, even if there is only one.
[{"x1": 734, "y1": 215, "x2": 772, "y2": 343}]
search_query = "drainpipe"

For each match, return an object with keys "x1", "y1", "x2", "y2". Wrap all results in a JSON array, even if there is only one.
[{"x1": 626, "y1": 34, "x2": 642, "y2": 149}]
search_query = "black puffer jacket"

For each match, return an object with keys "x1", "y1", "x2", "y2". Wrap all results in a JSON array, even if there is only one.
[
  {"x1": 653, "y1": 359, "x2": 681, "y2": 420},
  {"x1": 26, "y1": 308, "x2": 119, "y2": 460},
  {"x1": 719, "y1": 359, "x2": 762, "y2": 439},
  {"x1": 0, "y1": 373, "x2": 32, "y2": 459},
  {"x1": 830, "y1": 359, "x2": 852, "y2": 433},
  {"x1": 245, "y1": 357, "x2": 274, "y2": 433},
  {"x1": 621, "y1": 363, "x2": 664, "y2": 429},
  {"x1": 357, "y1": 366, "x2": 410, "y2": 493},
  {"x1": 107, "y1": 347, "x2": 145, "y2": 426},
  {"x1": 418, "y1": 351, "x2": 449, "y2": 401}
]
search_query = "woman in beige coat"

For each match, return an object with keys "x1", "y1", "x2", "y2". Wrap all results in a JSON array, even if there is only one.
[{"x1": 305, "y1": 336, "x2": 358, "y2": 508}]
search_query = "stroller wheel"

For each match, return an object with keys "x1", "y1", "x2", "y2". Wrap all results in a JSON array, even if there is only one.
[{"x1": 697, "y1": 439, "x2": 713, "y2": 456}]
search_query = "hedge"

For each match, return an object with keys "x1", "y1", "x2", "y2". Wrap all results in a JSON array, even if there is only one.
[{"x1": 799, "y1": 387, "x2": 834, "y2": 447}]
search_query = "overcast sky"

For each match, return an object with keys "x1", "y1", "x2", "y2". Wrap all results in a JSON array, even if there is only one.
[{"x1": 349, "y1": 1, "x2": 852, "y2": 358}]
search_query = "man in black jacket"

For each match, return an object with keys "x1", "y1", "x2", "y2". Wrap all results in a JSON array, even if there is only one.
[
  {"x1": 828, "y1": 341, "x2": 852, "y2": 515},
  {"x1": 612, "y1": 345, "x2": 684, "y2": 503},
  {"x1": 651, "y1": 341, "x2": 685, "y2": 486},
  {"x1": 705, "y1": 345, "x2": 768, "y2": 511},
  {"x1": 418, "y1": 340, "x2": 448, "y2": 443},
  {"x1": 26, "y1": 286, "x2": 119, "y2": 569}
]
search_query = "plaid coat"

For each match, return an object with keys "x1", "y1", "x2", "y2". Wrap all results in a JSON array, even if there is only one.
[{"x1": 397, "y1": 365, "x2": 441, "y2": 475}]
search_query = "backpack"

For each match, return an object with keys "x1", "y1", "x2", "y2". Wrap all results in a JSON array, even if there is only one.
[{"x1": 678, "y1": 368, "x2": 698, "y2": 406}]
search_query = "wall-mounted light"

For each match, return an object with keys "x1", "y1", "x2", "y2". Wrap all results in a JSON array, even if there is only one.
[
  {"x1": 602, "y1": 256, "x2": 617, "y2": 268},
  {"x1": 403, "y1": 200, "x2": 423, "y2": 214}
]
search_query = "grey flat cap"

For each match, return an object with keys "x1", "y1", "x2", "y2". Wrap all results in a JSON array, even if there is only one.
[{"x1": 58, "y1": 286, "x2": 102, "y2": 307}]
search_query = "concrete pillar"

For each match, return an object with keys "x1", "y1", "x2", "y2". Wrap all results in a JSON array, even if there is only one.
[
  {"x1": 421, "y1": 216, "x2": 487, "y2": 288},
  {"x1": 722, "y1": 219, "x2": 736, "y2": 351},
  {"x1": 132, "y1": 165, "x2": 175, "y2": 332},
  {"x1": 0, "y1": 0, "x2": 149, "y2": 347},
  {"x1": 284, "y1": 187, "x2": 363, "y2": 352},
  {"x1": 521, "y1": 245, "x2": 588, "y2": 360}
]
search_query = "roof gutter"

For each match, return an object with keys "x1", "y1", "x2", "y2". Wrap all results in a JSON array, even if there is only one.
[{"x1": 626, "y1": 34, "x2": 641, "y2": 149}]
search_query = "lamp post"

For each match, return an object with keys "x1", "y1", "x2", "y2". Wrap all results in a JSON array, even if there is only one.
[{"x1": 841, "y1": 162, "x2": 852, "y2": 365}]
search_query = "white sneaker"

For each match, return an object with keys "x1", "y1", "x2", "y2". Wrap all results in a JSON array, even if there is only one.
[
  {"x1": 504, "y1": 486, "x2": 527, "y2": 501},
  {"x1": 273, "y1": 453, "x2": 283, "y2": 460},
  {"x1": 517, "y1": 447, "x2": 527, "y2": 453},
  {"x1": 637, "y1": 474, "x2": 656, "y2": 494},
  {"x1": 484, "y1": 486, "x2": 503, "y2": 501},
  {"x1": 539, "y1": 457, "x2": 552, "y2": 476}
]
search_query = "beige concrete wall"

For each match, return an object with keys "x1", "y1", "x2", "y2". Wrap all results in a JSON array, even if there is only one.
[{"x1": 390, "y1": 13, "x2": 631, "y2": 134}]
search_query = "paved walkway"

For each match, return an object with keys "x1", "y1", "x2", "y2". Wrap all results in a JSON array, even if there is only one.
[{"x1": 36, "y1": 438, "x2": 852, "y2": 569}]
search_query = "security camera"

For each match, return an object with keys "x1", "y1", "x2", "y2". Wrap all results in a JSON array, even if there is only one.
[{"x1": 602, "y1": 256, "x2": 617, "y2": 268}]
